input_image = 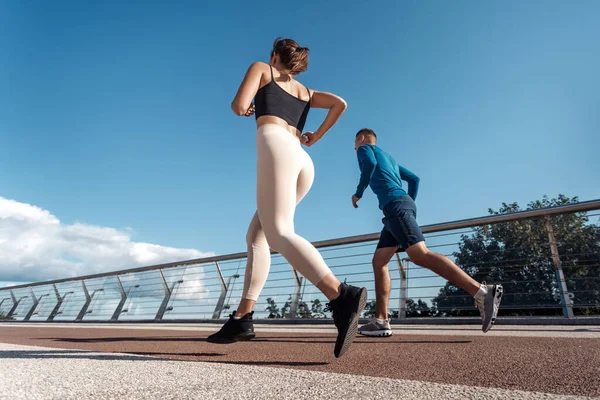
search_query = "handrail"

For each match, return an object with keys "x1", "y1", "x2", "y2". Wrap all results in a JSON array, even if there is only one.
[{"x1": 2, "y1": 199, "x2": 599, "y2": 291}]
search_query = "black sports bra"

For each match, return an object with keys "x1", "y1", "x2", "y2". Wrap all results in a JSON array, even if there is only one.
[{"x1": 254, "y1": 65, "x2": 311, "y2": 132}]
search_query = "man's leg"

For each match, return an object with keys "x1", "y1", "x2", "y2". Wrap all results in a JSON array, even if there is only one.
[
  {"x1": 372, "y1": 247, "x2": 398, "y2": 319},
  {"x1": 358, "y1": 230, "x2": 397, "y2": 337},
  {"x1": 405, "y1": 241, "x2": 503, "y2": 331},
  {"x1": 383, "y1": 196, "x2": 503, "y2": 332},
  {"x1": 406, "y1": 241, "x2": 480, "y2": 296}
]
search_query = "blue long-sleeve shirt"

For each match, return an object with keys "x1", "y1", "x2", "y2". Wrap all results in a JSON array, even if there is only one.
[{"x1": 354, "y1": 144, "x2": 420, "y2": 210}]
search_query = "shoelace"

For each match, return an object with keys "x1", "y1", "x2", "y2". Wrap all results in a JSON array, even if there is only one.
[
  {"x1": 474, "y1": 281, "x2": 487, "y2": 314},
  {"x1": 474, "y1": 299, "x2": 483, "y2": 313},
  {"x1": 324, "y1": 281, "x2": 346, "y2": 316},
  {"x1": 369, "y1": 317, "x2": 389, "y2": 326},
  {"x1": 324, "y1": 303, "x2": 340, "y2": 322}
]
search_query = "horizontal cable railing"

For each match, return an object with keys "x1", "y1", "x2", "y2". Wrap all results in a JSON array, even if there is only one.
[{"x1": 1, "y1": 199, "x2": 599, "y2": 322}]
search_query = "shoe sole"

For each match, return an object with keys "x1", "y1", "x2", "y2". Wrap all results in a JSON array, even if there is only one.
[
  {"x1": 335, "y1": 287, "x2": 368, "y2": 358},
  {"x1": 206, "y1": 332, "x2": 256, "y2": 344},
  {"x1": 358, "y1": 329, "x2": 393, "y2": 337},
  {"x1": 482, "y1": 285, "x2": 503, "y2": 333}
]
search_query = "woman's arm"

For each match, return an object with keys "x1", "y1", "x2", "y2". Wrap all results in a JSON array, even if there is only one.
[
  {"x1": 302, "y1": 90, "x2": 347, "y2": 146},
  {"x1": 231, "y1": 62, "x2": 264, "y2": 116}
]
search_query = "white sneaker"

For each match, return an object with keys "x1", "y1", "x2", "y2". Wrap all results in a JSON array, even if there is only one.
[
  {"x1": 358, "y1": 317, "x2": 393, "y2": 337},
  {"x1": 474, "y1": 282, "x2": 503, "y2": 333}
]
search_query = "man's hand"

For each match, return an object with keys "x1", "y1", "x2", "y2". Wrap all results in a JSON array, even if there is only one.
[{"x1": 352, "y1": 195, "x2": 360, "y2": 208}]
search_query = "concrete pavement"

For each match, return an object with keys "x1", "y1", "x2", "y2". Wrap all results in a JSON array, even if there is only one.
[{"x1": 1, "y1": 323, "x2": 599, "y2": 399}]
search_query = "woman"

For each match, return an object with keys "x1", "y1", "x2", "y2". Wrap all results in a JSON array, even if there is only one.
[{"x1": 207, "y1": 38, "x2": 367, "y2": 358}]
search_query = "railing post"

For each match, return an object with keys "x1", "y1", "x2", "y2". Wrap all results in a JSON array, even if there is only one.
[
  {"x1": 76, "y1": 281, "x2": 91, "y2": 321},
  {"x1": 110, "y1": 275, "x2": 140, "y2": 321},
  {"x1": 88, "y1": 289, "x2": 104, "y2": 317},
  {"x1": 287, "y1": 269, "x2": 303, "y2": 319},
  {"x1": 23, "y1": 288, "x2": 40, "y2": 321},
  {"x1": 0, "y1": 297, "x2": 11, "y2": 311},
  {"x1": 9, "y1": 296, "x2": 30, "y2": 319},
  {"x1": 155, "y1": 270, "x2": 183, "y2": 321},
  {"x1": 76, "y1": 282, "x2": 104, "y2": 321},
  {"x1": 48, "y1": 286, "x2": 73, "y2": 321},
  {"x1": 29, "y1": 293, "x2": 49, "y2": 319},
  {"x1": 155, "y1": 270, "x2": 172, "y2": 321},
  {"x1": 213, "y1": 262, "x2": 232, "y2": 319},
  {"x1": 111, "y1": 276, "x2": 127, "y2": 320},
  {"x1": 395, "y1": 254, "x2": 407, "y2": 319},
  {"x1": 6, "y1": 290, "x2": 22, "y2": 319},
  {"x1": 47, "y1": 285, "x2": 62, "y2": 321},
  {"x1": 545, "y1": 215, "x2": 574, "y2": 319}
]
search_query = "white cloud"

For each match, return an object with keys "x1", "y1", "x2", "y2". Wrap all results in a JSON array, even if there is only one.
[{"x1": 0, "y1": 196, "x2": 215, "y2": 284}]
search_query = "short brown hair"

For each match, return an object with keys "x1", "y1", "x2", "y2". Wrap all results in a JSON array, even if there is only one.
[
  {"x1": 356, "y1": 128, "x2": 377, "y2": 139},
  {"x1": 272, "y1": 38, "x2": 309, "y2": 75}
]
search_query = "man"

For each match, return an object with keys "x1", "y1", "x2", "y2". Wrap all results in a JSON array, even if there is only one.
[{"x1": 351, "y1": 128, "x2": 503, "y2": 336}]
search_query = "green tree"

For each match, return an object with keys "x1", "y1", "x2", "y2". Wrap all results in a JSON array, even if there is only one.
[
  {"x1": 310, "y1": 299, "x2": 326, "y2": 318},
  {"x1": 433, "y1": 195, "x2": 600, "y2": 316},
  {"x1": 362, "y1": 300, "x2": 377, "y2": 318},
  {"x1": 265, "y1": 297, "x2": 281, "y2": 318},
  {"x1": 280, "y1": 295, "x2": 292, "y2": 318},
  {"x1": 265, "y1": 296, "x2": 315, "y2": 319},
  {"x1": 297, "y1": 300, "x2": 312, "y2": 318},
  {"x1": 406, "y1": 299, "x2": 437, "y2": 317}
]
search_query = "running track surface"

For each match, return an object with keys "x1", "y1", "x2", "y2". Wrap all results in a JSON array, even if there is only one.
[{"x1": 1, "y1": 323, "x2": 599, "y2": 399}]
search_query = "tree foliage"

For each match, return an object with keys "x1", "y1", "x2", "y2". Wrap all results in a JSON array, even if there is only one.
[
  {"x1": 433, "y1": 195, "x2": 600, "y2": 316},
  {"x1": 265, "y1": 297, "x2": 326, "y2": 319},
  {"x1": 265, "y1": 297, "x2": 281, "y2": 318}
]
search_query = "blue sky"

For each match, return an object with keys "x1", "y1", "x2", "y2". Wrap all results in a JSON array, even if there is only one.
[{"x1": 1, "y1": 0, "x2": 599, "y2": 289}]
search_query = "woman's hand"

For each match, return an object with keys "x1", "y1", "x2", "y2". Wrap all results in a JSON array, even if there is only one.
[
  {"x1": 301, "y1": 131, "x2": 322, "y2": 147},
  {"x1": 305, "y1": 90, "x2": 347, "y2": 141},
  {"x1": 244, "y1": 103, "x2": 256, "y2": 117}
]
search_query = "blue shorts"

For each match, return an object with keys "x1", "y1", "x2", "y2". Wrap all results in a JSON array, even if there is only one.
[{"x1": 376, "y1": 195, "x2": 425, "y2": 253}]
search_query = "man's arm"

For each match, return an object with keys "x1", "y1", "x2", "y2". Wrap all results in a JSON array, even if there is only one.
[
  {"x1": 399, "y1": 164, "x2": 420, "y2": 200},
  {"x1": 354, "y1": 146, "x2": 377, "y2": 199}
]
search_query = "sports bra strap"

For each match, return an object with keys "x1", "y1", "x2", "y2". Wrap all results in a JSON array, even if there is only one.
[{"x1": 269, "y1": 65, "x2": 274, "y2": 80}]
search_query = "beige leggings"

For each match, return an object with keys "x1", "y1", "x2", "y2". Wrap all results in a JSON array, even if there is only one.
[{"x1": 241, "y1": 124, "x2": 333, "y2": 301}]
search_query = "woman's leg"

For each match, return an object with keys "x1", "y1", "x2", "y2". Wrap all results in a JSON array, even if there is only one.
[
  {"x1": 235, "y1": 211, "x2": 270, "y2": 316},
  {"x1": 255, "y1": 126, "x2": 338, "y2": 297},
  {"x1": 209, "y1": 125, "x2": 367, "y2": 358},
  {"x1": 237, "y1": 140, "x2": 342, "y2": 317}
]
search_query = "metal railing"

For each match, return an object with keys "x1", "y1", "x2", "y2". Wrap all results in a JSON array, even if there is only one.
[{"x1": 1, "y1": 199, "x2": 599, "y2": 322}]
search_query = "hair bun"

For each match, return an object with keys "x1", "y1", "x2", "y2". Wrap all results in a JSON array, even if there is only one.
[{"x1": 272, "y1": 38, "x2": 309, "y2": 75}]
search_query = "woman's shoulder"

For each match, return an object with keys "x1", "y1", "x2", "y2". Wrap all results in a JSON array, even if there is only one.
[
  {"x1": 247, "y1": 61, "x2": 270, "y2": 72},
  {"x1": 290, "y1": 75, "x2": 311, "y2": 93}
]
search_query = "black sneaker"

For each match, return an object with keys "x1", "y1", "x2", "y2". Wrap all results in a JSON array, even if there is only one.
[
  {"x1": 325, "y1": 283, "x2": 368, "y2": 358},
  {"x1": 206, "y1": 311, "x2": 256, "y2": 344}
]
